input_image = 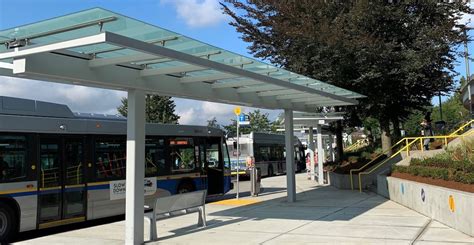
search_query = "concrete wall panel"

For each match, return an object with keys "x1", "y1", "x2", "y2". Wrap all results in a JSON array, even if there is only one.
[{"x1": 385, "y1": 176, "x2": 473, "y2": 237}]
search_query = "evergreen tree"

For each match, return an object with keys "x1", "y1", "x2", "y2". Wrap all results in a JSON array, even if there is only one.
[
  {"x1": 117, "y1": 95, "x2": 180, "y2": 124},
  {"x1": 222, "y1": 1, "x2": 468, "y2": 154}
]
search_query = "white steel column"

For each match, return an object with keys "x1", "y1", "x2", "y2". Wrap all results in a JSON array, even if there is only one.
[
  {"x1": 316, "y1": 124, "x2": 324, "y2": 185},
  {"x1": 308, "y1": 127, "x2": 316, "y2": 181},
  {"x1": 329, "y1": 134, "x2": 335, "y2": 162},
  {"x1": 284, "y1": 109, "x2": 296, "y2": 202},
  {"x1": 125, "y1": 89, "x2": 146, "y2": 245}
]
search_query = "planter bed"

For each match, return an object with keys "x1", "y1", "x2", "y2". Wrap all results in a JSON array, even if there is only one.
[{"x1": 391, "y1": 172, "x2": 474, "y2": 193}]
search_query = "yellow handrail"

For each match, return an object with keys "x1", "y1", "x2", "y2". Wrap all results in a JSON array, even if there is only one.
[
  {"x1": 449, "y1": 119, "x2": 474, "y2": 136},
  {"x1": 349, "y1": 137, "x2": 408, "y2": 190},
  {"x1": 357, "y1": 131, "x2": 473, "y2": 192},
  {"x1": 348, "y1": 120, "x2": 473, "y2": 190},
  {"x1": 344, "y1": 139, "x2": 369, "y2": 152},
  {"x1": 357, "y1": 139, "x2": 419, "y2": 192}
]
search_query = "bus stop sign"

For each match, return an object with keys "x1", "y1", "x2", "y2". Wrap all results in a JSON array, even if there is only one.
[
  {"x1": 239, "y1": 114, "x2": 250, "y2": 125},
  {"x1": 234, "y1": 107, "x2": 241, "y2": 116}
]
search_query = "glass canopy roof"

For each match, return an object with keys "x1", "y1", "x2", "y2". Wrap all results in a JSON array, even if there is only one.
[{"x1": 0, "y1": 8, "x2": 364, "y2": 112}]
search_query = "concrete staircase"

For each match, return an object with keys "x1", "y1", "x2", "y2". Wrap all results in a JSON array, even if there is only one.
[
  {"x1": 396, "y1": 149, "x2": 445, "y2": 166},
  {"x1": 330, "y1": 127, "x2": 473, "y2": 191},
  {"x1": 396, "y1": 128, "x2": 473, "y2": 167},
  {"x1": 365, "y1": 128, "x2": 473, "y2": 192}
]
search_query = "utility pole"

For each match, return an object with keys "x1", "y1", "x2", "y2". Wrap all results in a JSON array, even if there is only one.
[{"x1": 463, "y1": 27, "x2": 473, "y2": 119}]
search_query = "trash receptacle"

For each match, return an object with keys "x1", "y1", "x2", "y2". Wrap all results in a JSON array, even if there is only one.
[{"x1": 250, "y1": 167, "x2": 261, "y2": 196}]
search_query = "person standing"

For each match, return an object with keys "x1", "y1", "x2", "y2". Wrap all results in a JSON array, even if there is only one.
[
  {"x1": 420, "y1": 119, "x2": 433, "y2": 150},
  {"x1": 305, "y1": 153, "x2": 311, "y2": 180}
]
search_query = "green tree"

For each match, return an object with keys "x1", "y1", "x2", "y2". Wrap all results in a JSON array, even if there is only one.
[
  {"x1": 223, "y1": 109, "x2": 273, "y2": 136},
  {"x1": 207, "y1": 117, "x2": 221, "y2": 129},
  {"x1": 222, "y1": 1, "x2": 467, "y2": 155},
  {"x1": 432, "y1": 91, "x2": 470, "y2": 132},
  {"x1": 223, "y1": 119, "x2": 238, "y2": 136},
  {"x1": 117, "y1": 95, "x2": 180, "y2": 124},
  {"x1": 270, "y1": 116, "x2": 283, "y2": 133},
  {"x1": 403, "y1": 88, "x2": 469, "y2": 136},
  {"x1": 402, "y1": 110, "x2": 427, "y2": 137}
]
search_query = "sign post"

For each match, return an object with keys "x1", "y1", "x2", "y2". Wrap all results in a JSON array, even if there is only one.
[{"x1": 234, "y1": 107, "x2": 241, "y2": 199}]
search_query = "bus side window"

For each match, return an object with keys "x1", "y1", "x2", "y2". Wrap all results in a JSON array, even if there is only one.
[
  {"x1": 205, "y1": 141, "x2": 220, "y2": 168},
  {"x1": 146, "y1": 137, "x2": 168, "y2": 177},
  {"x1": 169, "y1": 138, "x2": 196, "y2": 173},
  {"x1": 222, "y1": 142, "x2": 231, "y2": 170},
  {"x1": 94, "y1": 138, "x2": 126, "y2": 180},
  {"x1": 0, "y1": 135, "x2": 28, "y2": 182}
]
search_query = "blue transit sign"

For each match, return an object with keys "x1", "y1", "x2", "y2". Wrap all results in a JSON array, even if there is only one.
[{"x1": 239, "y1": 114, "x2": 250, "y2": 125}]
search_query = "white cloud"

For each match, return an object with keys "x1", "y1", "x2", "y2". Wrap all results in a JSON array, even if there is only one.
[
  {"x1": 161, "y1": 0, "x2": 228, "y2": 28},
  {"x1": 457, "y1": 3, "x2": 474, "y2": 28},
  {"x1": 0, "y1": 77, "x2": 125, "y2": 115},
  {"x1": 178, "y1": 107, "x2": 197, "y2": 124},
  {"x1": 201, "y1": 101, "x2": 234, "y2": 116},
  {"x1": 0, "y1": 77, "x2": 280, "y2": 127},
  {"x1": 175, "y1": 98, "x2": 280, "y2": 126}
]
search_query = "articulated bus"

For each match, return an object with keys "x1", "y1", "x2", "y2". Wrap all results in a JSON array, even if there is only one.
[
  {"x1": 226, "y1": 132, "x2": 306, "y2": 177},
  {"x1": 0, "y1": 96, "x2": 233, "y2": 241}
]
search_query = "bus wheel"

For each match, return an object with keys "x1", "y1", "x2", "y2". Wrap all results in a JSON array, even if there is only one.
[
  {"x1": 0, "y1": 203, "x2": 16, "y2": 242},
  {"x1": 177, "y1": 182, "x2": 195, "y2": 194},
  {"x1": 268, "y1": 166, "x2": 274, "y2": 177}
]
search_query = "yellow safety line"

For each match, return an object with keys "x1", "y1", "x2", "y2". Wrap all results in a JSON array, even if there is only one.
[{"x1": 211, "y1": 199, "x2": 261, "y2": 206}]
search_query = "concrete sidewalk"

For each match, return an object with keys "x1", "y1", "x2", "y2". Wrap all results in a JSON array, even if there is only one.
[{"x1": 15, "y1": 174, "x2": 474, "y2": 244}]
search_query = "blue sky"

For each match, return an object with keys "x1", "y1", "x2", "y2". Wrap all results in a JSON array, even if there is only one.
[{"x1": 0, "y1": 0, "x2": 472, "y2": 125}]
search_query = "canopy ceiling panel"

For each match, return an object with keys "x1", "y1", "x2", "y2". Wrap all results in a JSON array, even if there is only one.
[{"x1": 0, "y1": 8, "x2": 364, "y2": 113}]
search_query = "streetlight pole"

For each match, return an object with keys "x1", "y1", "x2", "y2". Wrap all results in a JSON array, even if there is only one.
[
  {"x1": 463, "y1": 27, "x2": 474, "y2": 119},
  {"x1": 236, "y1": 117, "x2": 240, "y2": 199}
]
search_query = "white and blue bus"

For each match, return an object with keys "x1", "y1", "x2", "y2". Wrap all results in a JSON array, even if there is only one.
[
  {"x1": 0, "y1": 96, "x2": 233, "y2": 241},
  {"x1": 227, "y1": 132, "x2": 306, "y2": 177}
]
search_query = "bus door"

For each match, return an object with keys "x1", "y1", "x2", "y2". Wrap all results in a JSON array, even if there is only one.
[
  {"x1": 203, "y1": 138, "x2": 224, "y2": 195},
  {"x1": 38, "y1": 136, "x2": 86, "y2": 227}
]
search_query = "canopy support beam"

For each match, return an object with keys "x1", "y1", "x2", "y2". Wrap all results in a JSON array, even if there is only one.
[
  {"x1": 125, "y1": 89, "x2": 146, "y2": 245},
  {"x1": 284, "y1": 109, "x2": 296, "y2": 202},
  {"x1": 308, "y1": 126, "x2": 316, "y2": 181},
  {"x1": 316, "y1": 124, "x2": 324, "y2": 185}
]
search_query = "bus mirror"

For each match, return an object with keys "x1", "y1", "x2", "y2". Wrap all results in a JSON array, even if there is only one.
[{"x1": 233, "y1": 142, "x2": 237, "y2": 148}]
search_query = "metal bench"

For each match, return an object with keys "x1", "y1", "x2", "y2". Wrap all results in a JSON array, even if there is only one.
[{"x1": 144, "y1": 190, "x2": 207, "y2": 241}]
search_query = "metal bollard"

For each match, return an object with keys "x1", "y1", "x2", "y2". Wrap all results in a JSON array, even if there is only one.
[{"x1": 250, "y1": 167, "x2": 261, "y2": 196}]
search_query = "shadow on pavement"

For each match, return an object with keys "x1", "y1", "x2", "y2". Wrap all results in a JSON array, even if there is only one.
[
  {"x1": 12, "y1": 182, "x2": 388, "y2": 243},
  {"x1": 207, "y1": 186, "x2": 385, "y2": 221},
  {"x1": 156, "y1": 186, "x2": 388, "y2": 242},
  {"x1": 11, "y1": 215, "x2": 125, "y2": 243}
]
